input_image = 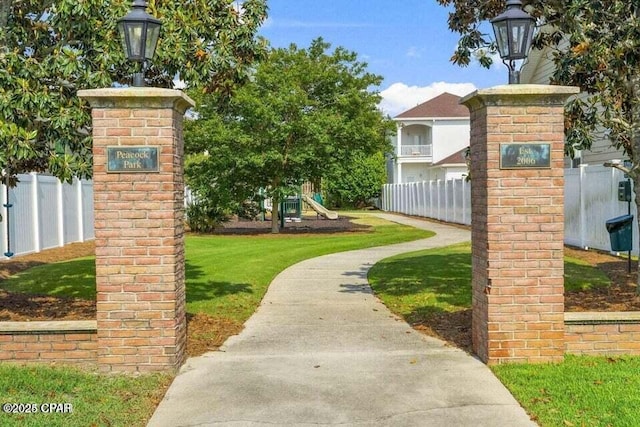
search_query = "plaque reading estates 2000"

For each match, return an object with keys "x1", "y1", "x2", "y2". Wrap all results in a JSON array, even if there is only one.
[
  {"x1": 107, "y1": 146, "x2": 159, "y2": 173},
  {"x1": 500, "y1": 143, "x2": 551, "y2": 169}
]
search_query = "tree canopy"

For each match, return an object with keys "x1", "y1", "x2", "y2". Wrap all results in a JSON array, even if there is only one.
[
  {"x1": 184, "y1": 38, "x2": 392, "y2": 232},
  {"x1": 437, "y1": 0, "x2": 640, "y2": 161},
  {"x1": 0, "y1": 0, "x2": 267, "y2": 185},
  {"x1": 438, "y1": 0, "x2": 640, "y2": 288}
]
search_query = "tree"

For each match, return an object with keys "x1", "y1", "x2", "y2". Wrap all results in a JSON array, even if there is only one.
[
  {"x1": 324, "y1": 151, "x2": 387, "y2": 208},
  {"x1": 0, "y1": 0, "x2": 267, "y2": 186},
  {"x1": 437, "y1": 0, "x2": 640, "y2": 289},
  {"x1": 185, "y1": 38, "x2": 392, "y2": 233}
]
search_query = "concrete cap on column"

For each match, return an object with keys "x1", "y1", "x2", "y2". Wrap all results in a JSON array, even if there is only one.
[
  {"x1": 460, "y1": 84, "x2": 580, "y2": 110},
  {"x1": 78, "y1": 87, "x2": 195, "y2": 114}
]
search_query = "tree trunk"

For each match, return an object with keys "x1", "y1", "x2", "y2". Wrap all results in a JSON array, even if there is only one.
[{"x1": 271, "y1": 195, "x2": 280, "y2": 234}]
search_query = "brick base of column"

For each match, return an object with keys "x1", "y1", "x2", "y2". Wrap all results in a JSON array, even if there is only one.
[
  {"x1": 461, "y1": 85, "x2": 578, "y2": 364},
  {"x1": 79, "y1": 88, "x2": 194, "y2": 373}
]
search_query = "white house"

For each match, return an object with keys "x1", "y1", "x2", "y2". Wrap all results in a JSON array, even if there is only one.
[{"x1": 388, "y1": 92, "x2": 470, "y2": 183}]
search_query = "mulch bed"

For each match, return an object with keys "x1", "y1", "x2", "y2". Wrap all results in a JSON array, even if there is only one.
[
  {"x1": 1, "y1": 217, "x2": 639, "y2": 356},
  {"x1": 211, "y1": 215, "x2": 370, "y2": 234}
]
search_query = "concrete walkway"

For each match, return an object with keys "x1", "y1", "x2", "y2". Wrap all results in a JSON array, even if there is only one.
[{"x1": 148, "y1": 213, "x2": 536, "y2": 427}]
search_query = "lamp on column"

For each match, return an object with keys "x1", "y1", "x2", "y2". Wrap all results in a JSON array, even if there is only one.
[
  {"x1": 491, "y1": 0, "x2": 536, "y2": 84},
  {"x1": 118, "y1": 0, "x2": 162, "y2": 87}
]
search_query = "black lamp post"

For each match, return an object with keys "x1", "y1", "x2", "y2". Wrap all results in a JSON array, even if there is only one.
[
  {"x1": 118, "y1": 0, "x2": 162, "y2": 87},
  {"x1": 491, "y1": 0, "x2": 536, "y2": 84}
]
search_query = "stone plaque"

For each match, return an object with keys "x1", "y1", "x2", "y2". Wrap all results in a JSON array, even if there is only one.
[
  {"x1": 500, "y1": 143, "x2": 551, "y2": 169},
  {"x1": 107, "y1": 146, "x2": 159, "y2": 173}
]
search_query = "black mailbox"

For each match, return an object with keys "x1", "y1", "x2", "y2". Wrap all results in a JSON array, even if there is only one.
[
  {"x1": 618, "y1": 180, "x2": 632, "y2": 202},
  {"x1": 606, "y1": 214, "x2": 634, "y2": 252}
]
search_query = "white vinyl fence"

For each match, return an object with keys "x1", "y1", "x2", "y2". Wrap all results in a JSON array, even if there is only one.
[
  {"x1": 381, "y1": 165, "x2": 639, "y2": 255},
  {"x1": 1, "y1": 173, "x2": 94, "y2": 258},
  {"x1": 564, "y1": 165, "x2": 638, "y2": 254},
  {"x1": 381, "y1": 178, "x2": 472, "y2": 226}
]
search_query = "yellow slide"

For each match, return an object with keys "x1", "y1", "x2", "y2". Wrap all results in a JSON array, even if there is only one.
[{"x1": 302, "y1": 195, "x2": 338, "y2": 220}]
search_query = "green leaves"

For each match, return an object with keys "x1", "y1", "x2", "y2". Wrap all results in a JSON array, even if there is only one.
[
  {"x1": 0, "y1": 0, "x2": 267, "y2": 185},
  {"x1": 437, "y1": 0, "x2": 640, "y2": 165},
  {"x1": 184, "y1": 38, "x2": 392, "y2": 228}
]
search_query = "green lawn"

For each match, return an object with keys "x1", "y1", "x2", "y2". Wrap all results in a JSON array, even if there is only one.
[
  {"x1": 368, "y1": 242, "x2": 472, "y2": 323},
  {"x1": 0, "y1": 213, "x2": 433, "y2": 426},
  {"x1": 0, "y1": 364, "x2": 170, "y2": 427},
  {"x1": 369, "y1": 243, "x2": 612, "y2": 322},
  {"x1": 2, "y1": 214, "x2": 433, "y2": 323},
  {"x1": 368, "y1": 243, "x2": 640, "y2": 427},
  {"x1": 492, "y1": 355, "x2": 640, "y2": 427}
]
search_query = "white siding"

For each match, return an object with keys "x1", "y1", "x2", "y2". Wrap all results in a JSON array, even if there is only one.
[{"x1": 431, "y1": 120, "x2": 469, "y2": 163}]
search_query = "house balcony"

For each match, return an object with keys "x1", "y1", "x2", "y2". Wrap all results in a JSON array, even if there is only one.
[
  {"x1": 397, "y1": 145, "x2": 432, "y2": 163},
  {"x1": 400, "y1": 145, "x2": 432, "y2": 156}
]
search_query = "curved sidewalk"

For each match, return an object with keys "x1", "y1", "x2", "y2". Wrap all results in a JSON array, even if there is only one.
[{"x1": 149, "y1": 213, "x2": 536, "y2": 427}]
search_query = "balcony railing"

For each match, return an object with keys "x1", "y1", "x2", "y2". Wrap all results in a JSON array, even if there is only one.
[{"x1": 400, "y1": 145, "x2": 432, "y2": 156}]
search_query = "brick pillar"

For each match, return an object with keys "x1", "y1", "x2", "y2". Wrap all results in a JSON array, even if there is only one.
[
  {"x1": 461, "y1": 85, "x2": 578, "y2": 364},
  {"x1": 78, "y1": 88, "x2": 194, "y2": 373}
]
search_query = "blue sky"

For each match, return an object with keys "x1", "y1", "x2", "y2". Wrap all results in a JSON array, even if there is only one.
[{"x1": 259, "y1": 0, "x2": 506, "y2": 116}]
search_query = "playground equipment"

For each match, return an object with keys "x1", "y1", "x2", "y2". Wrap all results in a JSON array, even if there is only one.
[
  {"x1": 262, "y1": 194, "x2": 303, "y2": 228},
  {"x1": 302, "y1": 194, "x2": 338, "y2": 220}
]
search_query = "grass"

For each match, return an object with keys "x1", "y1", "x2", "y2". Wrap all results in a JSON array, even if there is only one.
[
  {"x1": 2, "y1": 218, "x2": 632, "y2": 426},
  {"x1": 0, "y1": 214, "x2": 433, "y2": 426},
  {"x1": 492, "y1": 355, "x2": 640, "y2": 427},
  {"x1": 0, "y1": 364, "x2": 171, "y2": 427},
  {"x1": 0, "y1": 257, "x2": 96, "y2": 299},
  {"x1": 368, "y1": 243, "x2": 640, "y2": 427},
  {"x1": 564, "y1": 255, "x2": 612, "y2": 291},
  {"x1": 368, "y1": 242, "x2": 472, "y2": 323},
  {"x1": 368, "y1": 243, "x2": 611, "y2": 322},
  {"x1": 1, "y1": 214, "x2": 433, "y2": 323}
]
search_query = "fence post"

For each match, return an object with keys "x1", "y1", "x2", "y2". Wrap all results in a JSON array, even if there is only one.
[
  {"x1": 462, "y1": 178, "x2": 469, "y2": 225},
  {"x1": 451, "y1": 179, "x2": 457, "y2": 223},
  {"x1": 579, "y1": 165, "x2": 586, "y2": 248},
  {"x1": 1, "y1": 181, "x2": 6, "y2": 258},
  {"x1": 76, "y1": 179, "x2": 85, "y2": 242},
  {"x1": 30, "y1": 172, "x2": 41, "y2": 253},
  {"x1": 436, "y1": 179, "x2": 442, "y2": 220},
  {"x1": 412, "y1": 182, "x2": 417, "y2": 215},
  {"x1": 420, "y1": 181, "x2": 427, "y2": 217},
  {"x1": 57, "y1": 178, "x2": 64, "y2": 247}
]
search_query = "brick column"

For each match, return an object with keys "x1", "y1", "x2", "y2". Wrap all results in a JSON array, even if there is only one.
[
  {"x1": 461, "y1": 85, "x2": 578, "y2": 364},
  {"x1": 78, "y1": 88, "x2": 194, "y2": 373}
]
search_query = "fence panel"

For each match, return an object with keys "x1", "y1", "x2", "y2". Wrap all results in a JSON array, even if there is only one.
[
  {"x1": 38, "y1": 175, "x2": 60, "y2": 250},
  {"x1": 381, "y1": 180, "x2": 472, "y2": 227},
  {"x1": 1, "y1": 174, "x2": 94, "y2": 259},
  {"x1": 62, "y1": 181, "x2": 80, "y2": 243},
  {"x1": 82, "y1": 180, "x2": 95, "y2": 240}
]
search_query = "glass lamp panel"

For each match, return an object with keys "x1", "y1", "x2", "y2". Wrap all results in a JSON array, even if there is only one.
[
  {"x1": 145, "y1": 23, "x2": 161, "y2": 60},
  {"x1": 510, "y1": 20, "x2": 527, "y2": 58},
  {"x1": 493, "y1": 21, "x2": 510, "y2": 58},
  {"x1": 512, "y1": 19, "x2": 535, "y2": 59},
  {"x1": 117, "y1": 21, "x2": 129, "y2": 58},
  {"x1": 125, "y1": 23, "x2": 145, "y2": 60}
]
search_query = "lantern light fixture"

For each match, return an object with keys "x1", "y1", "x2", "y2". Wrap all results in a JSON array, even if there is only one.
[
  {"x1": 117, "y1": 0, "x2": 162, "y2": 87},
  {"x1": 490, "y1": 0, "x2": 536, "y2": 84}
]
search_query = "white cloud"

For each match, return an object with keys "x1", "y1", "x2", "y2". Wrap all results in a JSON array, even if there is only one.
[{"x1": 379, "y1": 82, "x2": 478, "y2": 117}]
